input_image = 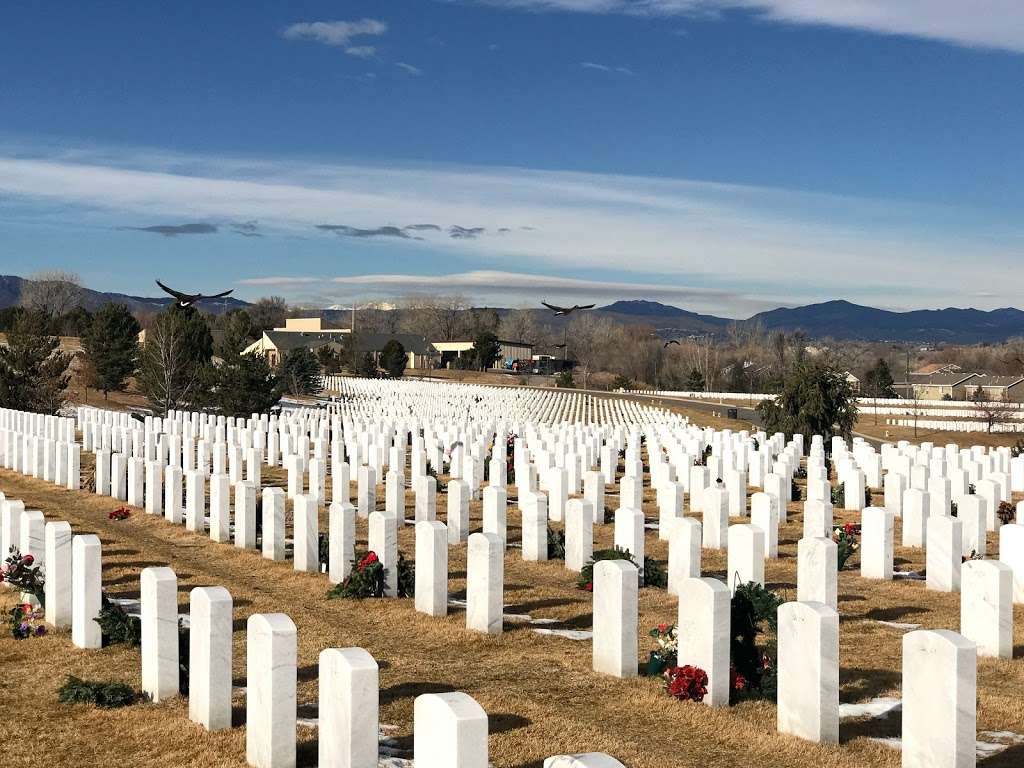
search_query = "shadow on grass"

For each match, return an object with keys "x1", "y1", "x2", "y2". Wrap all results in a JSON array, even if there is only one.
[{"x1": 839, "y1": 665, "x2": 900, "y2": 704}]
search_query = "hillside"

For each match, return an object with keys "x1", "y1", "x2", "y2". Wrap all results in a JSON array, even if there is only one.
[{"x1": 0, "y1": 275, "x2": 249, "y2": 315}]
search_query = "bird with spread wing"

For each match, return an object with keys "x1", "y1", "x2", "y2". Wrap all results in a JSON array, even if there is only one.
[
  {"x1": 156, "y1": 280, "x2": 234, "y2": 308},
  {"x1": 541, "y1": 301, "x2": 596, "y2": 316}
]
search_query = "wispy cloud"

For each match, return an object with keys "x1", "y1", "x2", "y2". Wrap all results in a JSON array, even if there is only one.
[
  {"x1": 343, "y1": 45, "x2": 378, "y2": 59},
  {"x1": 317, "y1": 224, "x2": 411, "y2": 239},
  {"x1": 118, "y1": 222, "x2": 217, "y2": 237},
  {"x1": 581, "y1": 61, "x2": 634, "y2": 75},
  {"x1": 395, "y1": 62, "x2": 424, "y2": 75},
  {"x1": 238, "y1": 269, "x2": 776, "y2": 314},
  {"x1": 470, "y1": 1, "x2": 1024, "y2": 54},
  {"x1": 281, "y1": 18, "x2": 388, "y2": 58},
  {"x1": 1, "y1": 143, "x2": 1020, "y2": 314}
]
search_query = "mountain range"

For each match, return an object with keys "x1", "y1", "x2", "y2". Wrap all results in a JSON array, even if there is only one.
[
  {"x1": 596, "y1": 299, "x2": 1024, "y2": 344},
  {"x1": 2, "y1": 275, "x2": 1022, "y2": 344},
  {"x1": 0, "y1": 275, "x2": 249, "y2": 316}
]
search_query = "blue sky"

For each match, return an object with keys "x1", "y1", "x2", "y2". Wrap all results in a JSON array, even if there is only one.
[{"x1": 1, "y1": 0, "x2": 1022, "y2": 317}]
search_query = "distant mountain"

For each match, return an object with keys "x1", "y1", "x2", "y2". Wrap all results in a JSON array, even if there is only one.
[
  {"x1": 747, "y1": 300, "x2": 1024, "y2": 344},
  {"x1": 596, "y1": 300, "x2": 731, "y2": 336},
  {"x1": 3, "y1": 274, "x2": 1022, "y2": 343},
  {"x1": 0, "y1": 275, "x2": 249, "y2": 316}
]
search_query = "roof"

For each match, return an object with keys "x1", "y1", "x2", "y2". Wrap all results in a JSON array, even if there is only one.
[
  {"x1": 913, "y1": 362, "x2": 961, "y2": 375},
  {"x1": 899, "y1": 372, "x2": 980, "y2": 387},
  {"x1": 263, "y1": 329, "x2": 350, "y2": 352},
  {"x1": 971, "y1": 375, "x2": 1024, "y2": 389},
  {"x1": 358, "y1": 333, "x2": 438, "y2": 356}
]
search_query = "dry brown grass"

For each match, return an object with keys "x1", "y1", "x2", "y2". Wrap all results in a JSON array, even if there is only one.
[
  {"x1": 2, "y1": 458, "x2": 1024, "y2": 767},
  {"x1": 853, "y1": 420, "x2": 1023, "y2": 449}
]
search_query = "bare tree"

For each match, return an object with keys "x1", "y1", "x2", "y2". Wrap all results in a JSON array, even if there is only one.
[
  {"x1": 499, "y1": 308, "x2": 542, "y2": 344},
  {"x1": 138, "y1": 313, "x2": 205, "y2": 415},
  {"x1": 20, "y1": 270, "x2": 84, "y2": 318},
  {"x1": 972, "y1": 386, "x2": 1012, "y2": 433}
]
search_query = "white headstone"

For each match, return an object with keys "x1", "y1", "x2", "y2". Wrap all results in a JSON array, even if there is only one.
[{"x1": 592, "y1": 559, "x2": 638, "y2": 678}]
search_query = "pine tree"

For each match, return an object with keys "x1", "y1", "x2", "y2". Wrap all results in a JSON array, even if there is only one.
[
  {"x1": 81, "y1": 302, "x2": 140, "y2": 399},
  {"x1": 0, "y1": 310, "x2": 72, "y2": 414},
  {"x1": 862, "y1": 358, "x2": 896, "y2": 399},
  {"x1": 473, "y1": 331, "x2": 502, "y2": 370},
  {"x1": 756, "y1": 360, "x2": 858, "y2": 442},
  {"x1": 278, "y1": 347, "x2": 322, "y2": 396},
  {"x1": 684, "y1": 367, "x2": 706, "y2": 391},
  {"x1": 201, "y1": 351, "x2": 282, "y2": 417},
  {"x1": 379, "y1": 340, "x2": 407, "y2": 378}
]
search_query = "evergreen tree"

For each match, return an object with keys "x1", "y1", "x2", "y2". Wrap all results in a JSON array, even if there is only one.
[
  {"x1": 201, "y1": 351, "x2": 282, "y2": 417},
  {"x1": 0, "y1": 310, "x2": 72, "y2": 415},
  {"x1": 379, "y1": 340, "x2": 407, "y2": 378},
  {"x1": 357, "y1": 352, "x2": 378, "y2": 379},
  {"x1": 81, "y1": 302, "x2": 140, "y2": 399},
  {"x1": 862, "y1": 358, "x2": 896, "y2": 399},
  {"x1": 138, "y1": 306, "x2": 213, "y2": 415},
  {"x1": 278, "y1": 347, "x2": 322, "y2": 396},
  {"x1": 684, "y1": 367, "x2": 706, "y2": 391},
  {"x1": 756, "y1": 360, "x2": 858, "y2": 443},
  {"x1": 473, "y1": 330, "x2": 502, "y2": 370}
]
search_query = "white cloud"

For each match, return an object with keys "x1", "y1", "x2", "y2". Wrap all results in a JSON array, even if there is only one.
[
  {"x1": 581, "y1": 61, "x2": 634, "y2": 74},
  {"x1": 0, "y1": 143, "x2": 1019, "y2": 314},
  {"x1": 281, "y1": 18, "x2": 388, "y2": 48},
  {"x1": 395, "y1": 62, "x2": 425, "y2": 76},
  {"x1": 471, "y1": 1, "x2": 1024, "y2": 54},
  {"x1": 344, "y1": 45, "x2": 378, "y2": 59}
]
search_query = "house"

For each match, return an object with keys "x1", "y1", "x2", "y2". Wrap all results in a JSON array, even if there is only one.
[
  {"x1": 355, "y1": 333, "x2": 439, "y2": 370},
  {"x1": 432, "y1": 339, "x2": 533, "y2": 369},
  {"x1": 240, "y1": 318, "x2": 350, "y2": 366},
  {"x1": 965, "y1": 375, "x2": 1024, "y2": 403},
  {"x1": 894, "y1": 372, "x2": 980, "y2": 401},
  {"x1": 913, "y1": 362, "x2": 962, "y2": 376},
  {"x1": 843, "y1": 371, "x2": 860, "y2": 393}
]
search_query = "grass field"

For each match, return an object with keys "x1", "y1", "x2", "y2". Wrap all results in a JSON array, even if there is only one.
[{"x1": 2, "y1": 451, "x2": 1024, "y2": 768}]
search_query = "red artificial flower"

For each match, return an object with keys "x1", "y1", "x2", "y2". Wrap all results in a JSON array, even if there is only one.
[
  {"x1": 0, "y1": 571, "x2": 5, "y2": 583},
  {"x1": 844, "y1": 522, "x2": 854, "y2": 535},
  {"x1": 657, "y1": 623, "x2": 668, "y2": 634},
  {"x1": 664, "y1": 665, "x2": 708, "y2": 702},
  {"x1": 731, "y1": 671, "x2": 747, "y2": 691},
  {"x1": 584, "y1": 582, "x2": 593, "y2": 592},
  {"x1": 364, "y1": 551, "x2": 379, "y2": 565},
  {"x1": 22, "y1": 554, "x2": 34, "y2": 566},
  {"x1": 19, "y1": 603, "x2": 33, "y2": 615}
]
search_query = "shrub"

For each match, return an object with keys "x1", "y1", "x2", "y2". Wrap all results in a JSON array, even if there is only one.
[
  {"x1": 554, "y1": 371, "x2": 575, "y2": 388},
  {"x1": 58, "y1": 676, "x2": 137, "y2": 708}
]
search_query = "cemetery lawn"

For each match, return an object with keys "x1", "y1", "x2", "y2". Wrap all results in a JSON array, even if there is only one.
[{"x1": 2, "y1": 463, "x2": 1024, "y2": 767}]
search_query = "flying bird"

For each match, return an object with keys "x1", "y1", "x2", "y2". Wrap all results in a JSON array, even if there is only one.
[
  {"x1": 156, "y1": 280, "x2": 233, "y2": 308},
  {"x1": 541, "y1": 301, "x2": 595, "y2": 316},
  {"x1": 664, "y1": 340, "x2": 680, "y2": 348}
]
